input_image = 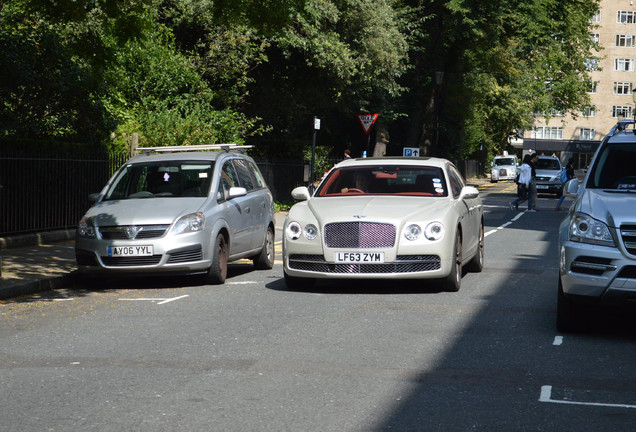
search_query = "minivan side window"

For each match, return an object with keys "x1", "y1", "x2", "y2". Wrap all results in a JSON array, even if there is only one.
[
  {"x1": 248, "y1": 161, "x2": 265, "y2": 188},
  {"x1": 233, "y1": 159, "x2": 255, "y2": 191},
  {"x1": 218, "y1": 161, "x2": 240, "y2": 202}
]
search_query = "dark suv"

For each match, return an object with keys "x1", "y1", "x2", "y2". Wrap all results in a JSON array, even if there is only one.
[{"x1": 557, "y1": 120, "x2": 636, "y2": 331}]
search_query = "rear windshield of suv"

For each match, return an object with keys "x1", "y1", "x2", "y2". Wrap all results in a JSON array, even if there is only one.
[
  {"x1": 588, "y1": 142, "x2": 636, "y2": 190},
  {"x1": 104, "y1": 161, "x2": 214, "y2": 200}
]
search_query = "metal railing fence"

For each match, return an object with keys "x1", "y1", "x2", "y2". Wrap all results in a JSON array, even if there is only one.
[
  {"x1": 0, "y1": 151, "x2": 479, "y2": 236},
  {"x1": 0, "y1": 151, "x2": 129, "y2": 235}
]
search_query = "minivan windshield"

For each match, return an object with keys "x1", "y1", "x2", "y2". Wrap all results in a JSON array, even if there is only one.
[
  {"x1": 588, "y1": 143, "x2": 636, "y2": 190},
  {"x1": 103, "y1": 161, "x2": 214, "y2": 200}
]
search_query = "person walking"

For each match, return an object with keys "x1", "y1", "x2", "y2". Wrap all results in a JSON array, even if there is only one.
[
  {"x1": 510, "y1": 154, "x2": 534, "y2": 211},
  {"x1": 556, "y1": 157, "x2": 575, "y2": 211},
  {"x1": 344, "y1": 149, "x2": 352, "y2": 160},
  {"x1": 529, "y1": 153, "x2": 538, "y2": 210}
]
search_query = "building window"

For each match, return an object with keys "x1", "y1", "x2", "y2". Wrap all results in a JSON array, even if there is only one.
[
  {"x1": 580, "y1": 128, "x2": 595, "y2": 141},
  {"x1": 614, "y1": 82, "x2": 633, "y2": 94},
  {"x1": 616, "y1": 34, "x2": 636, "y2": 47},
  {"x1": 591, "y1": 33, "x2": 600, "y2": 44},
  {"x1": 585, "y1": 58, "x2": 599, "y2": 70},
  {"x1": 612, "y1": 105, "x2": 633, "y2": 118},
  {"x1": 531, "y1": 127, "x2": 563, "y2": 139},
  {"x1": 591, "y1": 11, "x2": 601, "y2": 23},
  {"x1": 615, "y1": 58, "x2": 635, "y2": 71},
  {"x1": 586, "y1": 81, "x2": 598, "y2": 93},
  {"x1": 582, "y1": 105, "x2": 597, "y2": 117},
  {"x1": 618, "y1": 11, "x2": 636, "y2": 23}
]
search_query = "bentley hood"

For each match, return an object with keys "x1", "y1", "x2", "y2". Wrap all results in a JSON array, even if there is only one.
[{"x1": 296, "y1": 196, "x2": 454, "y2": 225}]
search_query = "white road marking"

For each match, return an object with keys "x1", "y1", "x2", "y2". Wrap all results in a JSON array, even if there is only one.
[
  {"x1": 485, "y1": 209, "x2": 526, "y2": 237},
  {"x1": 553, "y1": 336, "x2": 563, "y2": 345},
  {"x1": 119, "y1": 295, "x2": 189, "y2": 305},
  {"x1": 539, "y1": 386, "x2": 636, "y2": 409}
]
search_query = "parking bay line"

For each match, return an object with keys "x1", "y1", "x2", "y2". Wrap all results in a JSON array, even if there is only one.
[
  {"x1": 119, "y1": 295, "x2": 189, "y2": 305},
  {"x1": 539, "y1": 385, "x2": 636, "y2": 409}
]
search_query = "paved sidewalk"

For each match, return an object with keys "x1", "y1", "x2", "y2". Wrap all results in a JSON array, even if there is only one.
[
  {"x1": 0, "y1": 213, "x2": 289, "y2": 301},
  {"x1": 0, "y1": 177, "x2": 492, "y2": 301}
]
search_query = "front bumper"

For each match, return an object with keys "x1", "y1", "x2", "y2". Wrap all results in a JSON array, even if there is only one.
[
  {"x1": 283, "y1": 239, "x2": 453, "y2": 280},
  {"x1": 559, "y1": 240, "x2": 636, "y2": 302},
  {"x1": 75, "y1": 231, "x2": 212, "y2": 275},
  {"x1": 535, "y1": 181, "x2": 562, "y2": 194}
]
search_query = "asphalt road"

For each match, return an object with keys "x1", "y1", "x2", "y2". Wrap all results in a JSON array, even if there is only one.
[{"x1": 2, "y1": 182, "x2": 636, "y2": 431}]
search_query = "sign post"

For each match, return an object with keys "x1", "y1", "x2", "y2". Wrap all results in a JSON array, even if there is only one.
[
  {"x1": 310, "y1": 117, "x2": 320, "y2": 186},
  {"x1": 356, "y1": 114, "x2": 378, "y2": 157}
]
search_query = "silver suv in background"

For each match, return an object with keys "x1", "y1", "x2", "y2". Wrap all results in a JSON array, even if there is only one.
[
  {"x1": 557, "y1": 120, "x2": 636, "y2": 331},
  {"x1": 75, "y1": 145, "x2": 276, "y2": 284},
  {"x1": 535, "y1": 155, "x2": 563, "y2": 197}
]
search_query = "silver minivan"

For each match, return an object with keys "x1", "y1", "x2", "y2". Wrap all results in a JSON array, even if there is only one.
[
  {"x1": 557, "y1": 120, "x2": 636, "y2": 331},
  {"x1": 75, "y1": 145, "x2": 276, "y2": 284}
]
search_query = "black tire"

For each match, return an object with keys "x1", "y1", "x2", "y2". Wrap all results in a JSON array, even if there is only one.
[
  {"x1": 284, "y1": 271, "x2": 314, "y2": 290},
  {"x1": 466, "y1": 222, "x2": 484, "y2": 273},
  {"x1": 207, "y1": 234, "x2": 228, "y2": 285},
  {"x1": 442, "y1": 231, "x2": 462, "y2": 292},
  {"x1": 253, "y1": 227, "x2": 275, "y2": 270},
  {"x1": 556, "y1": 278, "x2": 587, "y2": 333}
]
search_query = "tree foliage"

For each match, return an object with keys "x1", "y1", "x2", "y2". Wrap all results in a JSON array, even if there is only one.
[{"x1": 0, "y1": 0, "x2": 600, "y2": 163}]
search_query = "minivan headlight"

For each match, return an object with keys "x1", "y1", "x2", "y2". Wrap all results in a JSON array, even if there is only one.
[
  {"x1": 77, "y1": 217, "x2": 96, "y2": 238},
  {"x1": 569, "y1": 213, "x2": 615, "y2": 247},
  {"x1": 172, "y1": 212, "x2": 205, "y2": 235}
]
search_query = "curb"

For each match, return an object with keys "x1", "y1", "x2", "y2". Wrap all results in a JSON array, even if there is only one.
[
  {"x1": 0, "y1": 272, "x2": 77, "y2": 301},
  {"x1": 0, "y1": 229, "x2": 75, "y2": 250}
]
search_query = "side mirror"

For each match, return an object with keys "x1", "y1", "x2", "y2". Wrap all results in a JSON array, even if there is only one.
[
  {"x1": 88, "y1": 193, "x2": 100, "y2": 202},
  {"x1": 564, "y1": 178, "x2": 579, "y2": 197},
  {"x1": 460, "y1": 186, "x2": 480, "y2": 200},
  {"x1": 228, "y1": 187, "x2": 247, "y2": 199},
  {"x1": 291, "y1": 186, "x2": 311, "y2": 201}
]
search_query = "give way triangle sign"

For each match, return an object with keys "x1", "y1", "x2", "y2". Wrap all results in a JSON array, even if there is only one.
[{"x1": 356, "y1": 113, "x2": 379, "y2": 135}]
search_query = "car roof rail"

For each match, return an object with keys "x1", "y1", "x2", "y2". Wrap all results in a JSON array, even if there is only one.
[
  {"x1": 136, "y1": 144, "x2": 254, "y2": 155},
  {"x1": 607, "y1": 120, "x2": 636, "y2": 137}
]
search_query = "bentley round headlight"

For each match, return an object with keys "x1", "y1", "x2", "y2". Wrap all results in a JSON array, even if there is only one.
[
  {"x1": 286, "y1": 221, "x2": 302, "y2": 240},
  {"x1": 304, "y1": 224, "x2": 318, "y2": 240},
  {"x1": 424, "y1": 221, "x2": 444, "y2": 241},
  {"x1": 404, "y1": 224, "x2": 422, "y2": 241}
]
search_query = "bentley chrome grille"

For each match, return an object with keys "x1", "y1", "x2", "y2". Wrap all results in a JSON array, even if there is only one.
[{"x1": 324, "y1": 222, "x2": 396, "y2": 248}]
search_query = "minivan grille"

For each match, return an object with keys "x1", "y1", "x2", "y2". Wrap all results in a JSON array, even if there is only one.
[
  {"x1": 99, "y1": 225, "x2": 170, "y2": 240},
  {"x1": 324, "y1": 222, "x2": 396, "y2": 248}
]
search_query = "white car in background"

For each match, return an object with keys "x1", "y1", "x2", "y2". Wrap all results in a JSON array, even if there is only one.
[
  {"x1": 283, "y1": 157, "x2": 484, "y2": 292},
  {"x1": 490, "y1": 155, "x2": 518, "y2": 182}
]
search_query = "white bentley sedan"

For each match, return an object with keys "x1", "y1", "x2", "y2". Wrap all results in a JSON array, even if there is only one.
[{"x1": 283, "y1": 157, "x2": 484, "y2": 291}]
